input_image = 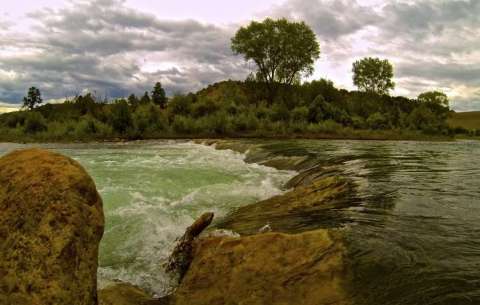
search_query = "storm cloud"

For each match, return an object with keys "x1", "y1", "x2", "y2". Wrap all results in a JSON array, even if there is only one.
[{"x1": 0, "y1": 0, "x2": 479, "y2": 111}]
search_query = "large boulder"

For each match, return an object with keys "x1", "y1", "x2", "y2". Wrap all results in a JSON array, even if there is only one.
[
  {"x1": 0, "y1": 148, "x2": 104, "y2": 305},
  {"x1": 171, "y1": 229, "x2": 350, "y2": 305}
]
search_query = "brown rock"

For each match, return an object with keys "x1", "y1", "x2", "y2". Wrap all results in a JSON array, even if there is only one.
[
  {"x1": 98, "y1": 282, "x2": 169, "y2": 305},
  {"x1": 0, "y1": 148, "x2": 104, "y2": 305},
  {"x1": 171, "y1": 229, "x2": 350, "y2": 305},
  {"x1": 165, "y1": 212, "x2": 214, "y2": 280},
  {"x1": 216, "y1": 176, "x2": 353, "y2": 235}
]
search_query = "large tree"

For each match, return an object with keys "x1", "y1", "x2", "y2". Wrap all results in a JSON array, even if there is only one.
[
  {"x1": 231, "y1": 18, "x2": 320, "y2": 99},
  {"x1": 352, "y1": 57, "x2": 395, "y2": 95},
  {"x1": 23, "y1": 87, "x2": 43, "y2": 110},
  {"x1": 418, "y1": 91, "x2": 449, "y2": 107},
  {"x1": 152, "y1": 82, "x2": 167, "y2": 108}
]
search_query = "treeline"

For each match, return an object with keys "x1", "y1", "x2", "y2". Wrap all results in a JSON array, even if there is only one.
[{"x1": 0, "y1": 79, "x2": 452, "y2": 142}]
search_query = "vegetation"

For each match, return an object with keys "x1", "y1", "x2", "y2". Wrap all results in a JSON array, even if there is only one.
[
  {"x1": 23, "y1": 87, "x2": 43, "y2": 110},
  {"x1": 448, "y1": 111, "x2": 480, "y2": 137},
  {"x1": 352, "y1": 57, "x2": 395, "y2": 94},
  {"x1": 232, "y1": 18, "x2": 320, "y2": 101},
  {"x1": 0, "y1": 79, "x2": 454, "y2": 142},
  {"x1": 0, "y1": 18, "x2": 458, "y2": 142},
  {"x1": 418, "y1": 91, "x2": 449, "y2": 107}
]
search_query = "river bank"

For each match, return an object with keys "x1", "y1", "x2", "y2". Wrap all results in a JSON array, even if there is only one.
[{"x1": 0, "y1": 128, "x2": 455, "y2": 144}]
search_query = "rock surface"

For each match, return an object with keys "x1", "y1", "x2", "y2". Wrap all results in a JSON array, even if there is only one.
[
  {"x1": 171, "y1": 229, "x2": 350, "y2": 305},
  {"x1": 216, "y1": 176, "x2": 354, "y2": 235},
  {"x1": 98, "y1": 282, "x2": 168, "y2": 305},
  {"x1": 0, "y1": 148, "x2": 104, "y2": 305},
  {"x1": 166, "y1": 212, "x2": 214, "y2": 280}
]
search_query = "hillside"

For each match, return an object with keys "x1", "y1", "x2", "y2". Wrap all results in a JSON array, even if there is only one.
[{"x1": 448, "y1": 111, "x2": 480, "y2": 130}]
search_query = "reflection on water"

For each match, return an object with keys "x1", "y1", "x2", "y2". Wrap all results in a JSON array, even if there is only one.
[{"x1": 246, "y1": 139, "x2": 480, "y2": 305}]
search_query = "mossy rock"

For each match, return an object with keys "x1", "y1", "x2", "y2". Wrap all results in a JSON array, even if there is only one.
[
  {"x1": 0, "y1": 148, "x2": 104, "y2": 305},
  {"x1": 171, "y1": 229, "x2": 350, "y2": 305}
]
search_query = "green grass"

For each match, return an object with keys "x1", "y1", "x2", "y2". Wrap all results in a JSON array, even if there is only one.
[{"x1": 448, "y1": 111, "x2": 480, "y2": 130}]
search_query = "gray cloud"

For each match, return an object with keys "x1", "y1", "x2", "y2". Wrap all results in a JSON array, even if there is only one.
[
  {"x1": 1, "y1": 0, "x2": 479, "y2": 111},
  {"x1": 0, "y1": 0, "x2": 249, "y2": 104},
  {"x1": 268, "y1": 0, "x2": 480, "y2": 110},
  {"x1": 270, "y1": 0, "x2": 380, "y2": 40}
]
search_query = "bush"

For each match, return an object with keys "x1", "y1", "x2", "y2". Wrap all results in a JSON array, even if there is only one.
[
  {"x1": 24, "y1": 112, "x2": 47, "y2": 133},
  {"x1": 3, "y1": 112, "x2": 27, "y2": 128},
  {"x1": 351, "y1": 116, "x2": 366, "y2": 129},
  {"x1": 110, "y1": 100, "x2": 133, "y2": 134},
  {"x1": 366, "y1": 112, "x2": 389, "y2": 130},
  {"x1": 192, "y1": 96, "x2": 219, "y2": 118},
  {"x1": 168, "y1": 94, "x2": 193, "y2": 116},
  {"x1": 172, "y1": 115, "x2": 197, "y2": 134},
  {"x1": 291, "y1": 106, "x2": 309, "y2": 122},
  {"x1": 269, "y1": 103, "x2": 290, "y2": 122}
]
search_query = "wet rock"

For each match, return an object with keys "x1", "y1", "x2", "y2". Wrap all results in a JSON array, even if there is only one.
[
  {"x1": 98, "y1": 282, "x2": 170, "y2": 305},
  {"x1": 99, "y1": 282, "x2": 152, "y2": 305},
  {"x1": 171, "y1": 229, "x2": 350, "y2": 305},
  {"x1": 165, "y1": 212, "x2": 214, "y2": 280},
  {"x1": 216, "y1": 176, "x2": 354, "y2": 235},
  {"x1": 0, "y1": 148, "x2": 104, "y2": 305}
]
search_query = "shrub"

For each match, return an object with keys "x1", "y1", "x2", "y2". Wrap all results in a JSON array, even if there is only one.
[
  {"x1": 110, "y1": 100, "x2": 133, "y2": 134},
  {"x1": 366, "y1": 112, "x2": 389, "y2": 130},
  {"x1": 24, "y1": 112, "x2": 47, "y2": 133},
  {"x1": 269, "y1": 103, "x2": 290, "y2": 122},
  {"x1": 291, "y1": 106, "x2": 309, "y2": 122},
  {"x1": 172, "y1": 115, "x2": 197, "y2": 134}
]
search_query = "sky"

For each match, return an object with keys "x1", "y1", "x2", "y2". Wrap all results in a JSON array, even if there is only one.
[{"x1": 0, "y1": 0, "x2": 479, "y2": 113}]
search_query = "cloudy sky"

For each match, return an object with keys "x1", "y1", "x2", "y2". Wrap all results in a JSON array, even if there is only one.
[{"x1": 0, "y1": 0, "x2": 479, "y2": 113}]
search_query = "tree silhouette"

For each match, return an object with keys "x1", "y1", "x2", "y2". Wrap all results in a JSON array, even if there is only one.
[{"x1": 23, "y1": 87, "x2": 43, "y2": 110}]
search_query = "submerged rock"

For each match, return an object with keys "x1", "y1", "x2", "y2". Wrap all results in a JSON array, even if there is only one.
[
  {"x1": 216, "y1": 176, "x2": 354, "y2": 235},
  {"x1": 171, "y1": 229, "x2": 350, "y2": 305},
  {"x1": 0, "y1": 149, "x2": 104, "y2": 305}
]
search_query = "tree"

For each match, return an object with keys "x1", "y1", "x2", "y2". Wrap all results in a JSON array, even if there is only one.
[
  {"x1": 352, "y1": 57, "x2": 395, "y2": 95},
  {"x1": 127, "y1": 94, "x2": 140, "y2": 107},
  {"x1": 151, "y1": 82, "x2": 167, "y2": 108},
  {"x1": 23, "y1": 87, "x2": 43, "y2": 110},
  {"x1": 418, "y1": 91, "x2": 449, "y2": 107},
  {"x1": 140, "y1": 91, "x2": 151, "y2": 104},
  {"x1": 231, "y1": 18, "x2": 320, "y2": 100},
  {"x1": 110, "y1": 100, "x2": 132, "y2": 134}
]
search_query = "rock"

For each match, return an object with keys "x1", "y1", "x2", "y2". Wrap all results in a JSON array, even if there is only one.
[
  {"x1": 165, "y1": 212, "x2": 214, "y2": 280},
  {"x1": 0, "y1": 148, "x2": 104, "y2": 305},
  {"x1": 98, "y1": 282, "x2": 170, "y2": 305},
  {"x1": 99, "y1": 282, "x2": 152, "y2": 305},
  {"x1": 170, "y1": 229, "x2": 350, "y2": 305},
  {"x1": 215, "y1": 176, "x2": 354, "y2": 235}
]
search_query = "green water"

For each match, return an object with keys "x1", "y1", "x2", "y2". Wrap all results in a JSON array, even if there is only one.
[{"x1": 0, "y1": 141, "x2": 295, "y2": 295}]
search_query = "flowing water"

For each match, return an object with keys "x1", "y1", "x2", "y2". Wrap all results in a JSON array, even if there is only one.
[
  {"x1": 0, "y1": 141, "x2": 295, "y2": 295},
  {"x1": 0, "y1": 139, "x2": 479, "y2": 304}
]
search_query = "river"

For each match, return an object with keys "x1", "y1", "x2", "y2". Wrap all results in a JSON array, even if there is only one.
[{"x1": 0, "y1": 139, "x2": 479, "y2": 304}]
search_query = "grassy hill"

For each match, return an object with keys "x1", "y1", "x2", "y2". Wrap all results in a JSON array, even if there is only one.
[{"x1": 448, "y1": 111, "x2": 480, "y2": 130}]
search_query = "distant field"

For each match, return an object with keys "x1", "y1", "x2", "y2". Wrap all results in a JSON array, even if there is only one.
[{"x1": 448, "y1": 111, "x2": 480, "y2": 130}]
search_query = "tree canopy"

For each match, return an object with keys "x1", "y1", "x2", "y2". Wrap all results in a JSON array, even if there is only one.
[
  {"x1": 152, "y1": 82, "x2": 167, "y2": 108},
  {"x1": 352, "y1": 57, "x2": 395, "y2": 95},
  {"x1": 23, "y1": 87, "x2": 43, "y2": 110},
  {"x1": 231, "y1": 18, "x2": 320, "y2": 97},
  {"x1": 418, "y1": 91, "x2": 449, "y2": 107}
]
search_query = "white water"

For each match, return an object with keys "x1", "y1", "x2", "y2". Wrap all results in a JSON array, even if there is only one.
[{"x1": 15, "y1": 141, "x2": 295, "y2": 296}]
